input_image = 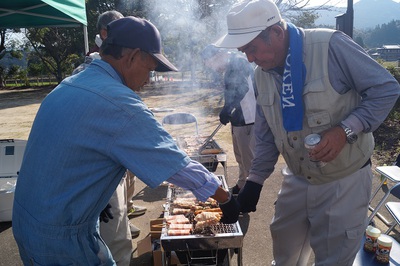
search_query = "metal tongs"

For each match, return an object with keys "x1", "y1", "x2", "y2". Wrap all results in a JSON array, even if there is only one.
[
  {"x1": 199, "y1": 123, "x2": 224, "y2": 151},
  {"x1": 199, "y1": 108, "x2": 236, "y2": 151}
]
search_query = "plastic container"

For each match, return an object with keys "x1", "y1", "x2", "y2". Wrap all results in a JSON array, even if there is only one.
[
  {"x1": 0, "y1": 139, "x2": 27, "y2": 222},
  {"x1": 375, "y1": 235, "x2": 392, "y2": 264},
  {"x1": 0, "y1": 178, "x2": 17, "y2": 222},
  {"x1": 363, "y1": 225, "x2": 381, "y2": 253},
  {"x1": 0, "y1": 139, "x2": 27, "y2": 177}
]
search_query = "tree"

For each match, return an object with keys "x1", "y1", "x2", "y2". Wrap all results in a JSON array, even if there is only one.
[
  {"x1": 354, "y1": 36, "x2": 365, "y2": 48},
  {"x1": 0, "y1": 30, "x2": 25, "y2": 87},
  {"x1": 291, "y1": 10, "x2": 319, "y2": 28},
  {"x1": 365, "y1": 20, "x2": 400, "y2": 48},
  {"x1": 19, "y1": 0, "x2": 333, "y2": 85},
  {"x1": 25, "y1": 27, "x2": 84, "y2": 83}
]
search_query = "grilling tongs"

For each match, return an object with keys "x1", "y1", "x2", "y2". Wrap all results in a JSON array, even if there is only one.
[{"x1": 199, "y1": 108, "x2": 236, "y2": 151}]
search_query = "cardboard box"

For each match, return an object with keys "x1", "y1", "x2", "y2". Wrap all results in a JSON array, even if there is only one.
[
  {"x1": 137, "y1": 218, "x2": 181, "y2": 266},
  {"x1": 150, "y1": 218, "x2": 164, "y2": 240},
  {"x1": 150, "y1": 218, "x2": 164, "y2": 229}
]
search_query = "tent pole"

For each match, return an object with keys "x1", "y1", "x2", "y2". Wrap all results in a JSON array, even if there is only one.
[{"x1": 83, "y1": 24, "x2": 89, "y2": 55}]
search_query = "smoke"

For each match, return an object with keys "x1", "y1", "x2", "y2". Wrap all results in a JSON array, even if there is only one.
[
  {"x1": 141, "y1": 0, "x2": 236, "y2": 73},
  {"x1": 117, "y1": 0, "x2": 239, "y2": 134}
]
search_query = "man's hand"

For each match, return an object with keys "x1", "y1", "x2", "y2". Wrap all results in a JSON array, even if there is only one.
[
  {"x1": 310, "y1": 126, "x2": 347, "y2": 163},
  {"x1": 99, "y1": 203, "x2": 113, "y2": 223},
  {"x1": 219, "y1": 108, "x2": 232, "y2": 125},
  {"x1": 237, "y1": 181, "x2": 263, "y2": 213},
  {"x1": 219, "y1": 193, "x2": 240, "y2": 224}
]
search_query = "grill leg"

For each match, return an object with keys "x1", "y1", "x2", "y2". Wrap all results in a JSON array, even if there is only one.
[
  {"x1": 236, "y1": 247, "x2": 243, "y2": 266},
  {"x1": 162, "y1": 251, "x2": 171, "y2": 266}
]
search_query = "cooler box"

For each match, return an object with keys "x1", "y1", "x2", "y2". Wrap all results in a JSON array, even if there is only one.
[{"x1": 0, "y1": 139, "x2": 27, "y2": 222}]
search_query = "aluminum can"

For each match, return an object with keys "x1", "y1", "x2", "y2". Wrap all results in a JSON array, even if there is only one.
[{"x1": 304, "y1": 134, "x2": 326, "y2": 167}]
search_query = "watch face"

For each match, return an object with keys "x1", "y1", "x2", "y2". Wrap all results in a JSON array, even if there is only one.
[
  {"x1": 348, "y1": 134, "x2": 358, "y2": 144},
  {"x1": 340, "y1": 123, "x2": 358, "y2": 144}
]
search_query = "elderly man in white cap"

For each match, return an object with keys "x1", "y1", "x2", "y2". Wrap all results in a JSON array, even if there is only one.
[
  {"x1": 215, "y1": 0, "x2": 400, "y2": 265},
  {"x1": 13, "y1": 16, "x2": 240, "y2": 265}
]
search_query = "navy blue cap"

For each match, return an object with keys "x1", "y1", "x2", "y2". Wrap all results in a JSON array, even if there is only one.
[{"x1": 105, "y1": 16, "x2": 178, "y2": 72}]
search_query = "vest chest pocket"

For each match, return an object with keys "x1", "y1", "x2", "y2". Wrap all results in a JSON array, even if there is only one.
[
  {"x1": 257, "y1": 92, "x2": 281, "y2": 127},
  {"x1": 257, "y1": 91, "x2": 274, "y2": 106},
  {"x1": 307, "y1": 111, "x2": 331, "y2": 131}
]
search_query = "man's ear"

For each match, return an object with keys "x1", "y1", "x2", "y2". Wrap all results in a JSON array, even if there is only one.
[
  {"x1": 100, "y1": 28, "x2": 108, "y2": 40},
  {"x1": 272, "y1": 25, "x2": 285, "y2": 41},
  {"x1": 126, "y1": 48, "x2": 141, "y2": 68}
]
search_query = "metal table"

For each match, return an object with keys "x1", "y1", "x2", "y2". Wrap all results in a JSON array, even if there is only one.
[{"x1": 368, "y1": 166, "x2": 400, "y2": 226}]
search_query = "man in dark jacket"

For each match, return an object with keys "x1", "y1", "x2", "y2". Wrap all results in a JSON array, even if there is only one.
[{"x1": 201, "y1": 45, "x2": 256, "y2": 194}]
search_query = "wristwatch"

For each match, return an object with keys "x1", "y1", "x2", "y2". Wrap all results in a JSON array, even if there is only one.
[{"x1": 340, "y1": 123, "x2": 358, "y2": 144}]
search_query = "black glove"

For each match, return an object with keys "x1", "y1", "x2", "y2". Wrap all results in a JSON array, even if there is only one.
[
  {"x1": 99, "y1": 203, "x2": 114, "y2": 223},
  {"x1": 219, "y1": 108, "x2": 232, "y2": 125},
  {"x1": 219, "y1": 193, "x2": 240, "y2": 224},
  {"x1": 237, "y1": 181, "x2": 263, "y2": 213}
]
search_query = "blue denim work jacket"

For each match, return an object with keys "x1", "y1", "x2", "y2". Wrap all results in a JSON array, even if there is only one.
[{"x1": 12, "y1": 59, "x2": 189, "y2": 265}]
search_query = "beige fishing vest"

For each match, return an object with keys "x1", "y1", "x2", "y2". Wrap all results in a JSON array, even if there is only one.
[{"x1": 255, "y1": 28, "x2": 374, "y2": 184}]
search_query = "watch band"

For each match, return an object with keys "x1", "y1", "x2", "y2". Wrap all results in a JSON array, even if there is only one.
[{"x1": 340, "y1": 123, "x2": 358, "y2": 144}]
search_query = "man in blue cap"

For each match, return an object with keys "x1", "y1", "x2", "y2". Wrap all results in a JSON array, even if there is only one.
[{"x1": 12, "y1": 16, "x2": 240, "y2": 265}]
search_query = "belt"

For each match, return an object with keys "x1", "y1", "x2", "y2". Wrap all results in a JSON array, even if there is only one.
[{"x1": 362, "y1": 158, "x2": 372, "y2": 169}]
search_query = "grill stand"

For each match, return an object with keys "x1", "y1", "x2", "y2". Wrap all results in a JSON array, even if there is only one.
[
  {"x1": 190, "y1": 153, "x2": 227, "y2": 178},
  {"x1": 161, "y1": 247, "x2": 242, "y2": 266}
]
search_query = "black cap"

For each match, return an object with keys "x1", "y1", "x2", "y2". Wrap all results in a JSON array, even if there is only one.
[{"x1": 105, "y1": 16, "x2": 178, "y2": 72}]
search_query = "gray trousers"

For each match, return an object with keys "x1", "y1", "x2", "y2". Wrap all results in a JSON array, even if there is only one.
[
  {"x1": 100, "y1": 176, "x2": 133, "y2": 266},
  {"x1": 231, "y1": 124, "x2": 255, "y2": 188},
  {"x1": 271, "y1": 165, "x2": 372, "y2": 266}
]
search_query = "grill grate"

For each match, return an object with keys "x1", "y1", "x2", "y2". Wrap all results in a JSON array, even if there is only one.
[
  {"x1": 164, "y1": 176, "x2": 241, "y2": 235},
  {"x1": 161, "y1": 175, "x2": 243, "y2": 251},
  {"x1": 209, "y1": 223, "x2": 238, "y2": 234}
]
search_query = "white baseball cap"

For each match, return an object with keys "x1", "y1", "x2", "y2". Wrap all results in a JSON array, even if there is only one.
[{"x1": 214, "y1": 0, "x2": 282, "y2": 48}]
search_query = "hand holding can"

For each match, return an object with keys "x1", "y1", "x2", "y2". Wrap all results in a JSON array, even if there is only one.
[{"x1": 304, "y1": 134, "x2": 326, "y2": 168}]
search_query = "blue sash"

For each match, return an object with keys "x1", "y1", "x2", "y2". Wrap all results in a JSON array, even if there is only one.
[{"x1": 281, "y1": 23, "x2": 306, "y2": 132}]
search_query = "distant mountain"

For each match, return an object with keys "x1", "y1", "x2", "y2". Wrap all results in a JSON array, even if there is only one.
[{"x1": 313, "y1": 0, "x2": 400, "y2": 29}]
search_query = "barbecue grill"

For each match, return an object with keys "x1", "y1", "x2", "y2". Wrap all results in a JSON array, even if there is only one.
[
  {"x1": 177, "y1": 136, "x2": 227, "y2": 176},
  {"x1": 160, "y1": 175, "x2": 243, "y2": 266}
]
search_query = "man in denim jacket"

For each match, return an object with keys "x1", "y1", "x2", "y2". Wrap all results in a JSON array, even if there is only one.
[{"x1": 13, "y1": 16, "x2": 239, "y2": 265}]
